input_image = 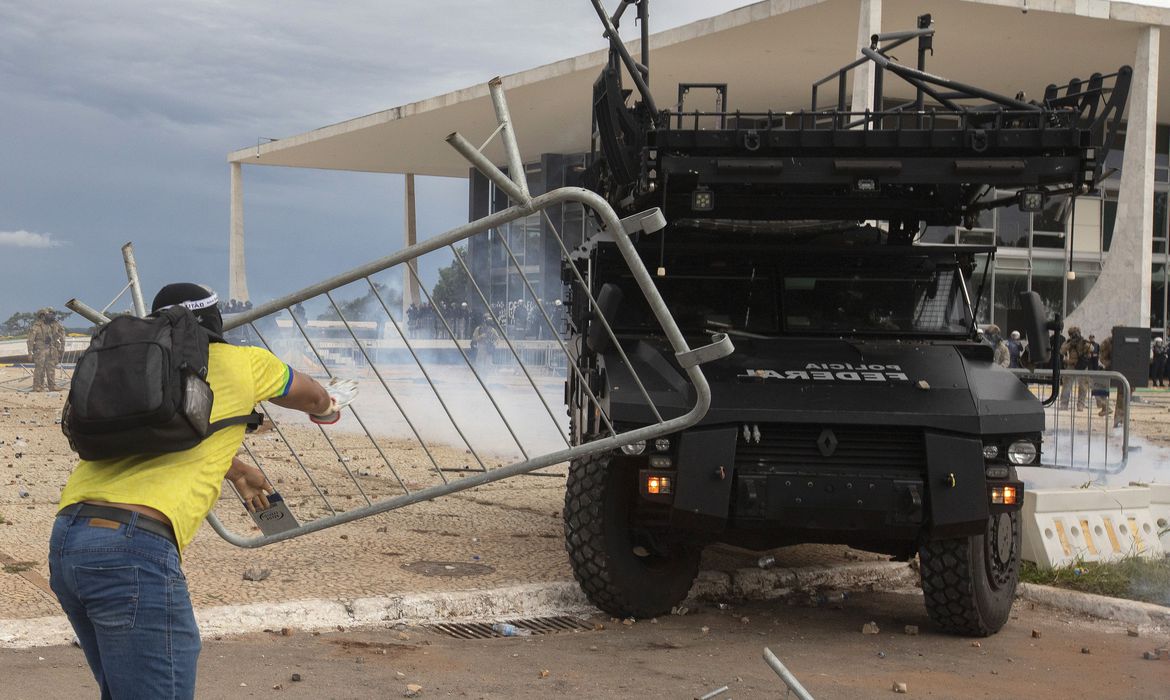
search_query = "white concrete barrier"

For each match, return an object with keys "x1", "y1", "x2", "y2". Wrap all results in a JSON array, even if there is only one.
[
  {"x1": 1150, "y1": 483, "x2": 1170, "y2": 553},
  {"x1": 1021, "y1": 487, "x2": 1165, "y2": 568}
]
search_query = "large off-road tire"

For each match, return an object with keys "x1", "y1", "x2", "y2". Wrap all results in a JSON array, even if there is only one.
[
  {"x1": 919, "y1": 509, "x2": 1021, "y2": 636},
  {"x1": 563, "y1": 452, "x2": 701, "y2": 618}
]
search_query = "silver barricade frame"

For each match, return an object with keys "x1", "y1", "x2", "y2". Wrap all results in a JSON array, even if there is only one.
[
  {"x1": 72, "y1": 78, "x2": 729, "y2": 548},
  {"x1": 1010, "y1": 367, "x2": 1132, "y2": 475}
]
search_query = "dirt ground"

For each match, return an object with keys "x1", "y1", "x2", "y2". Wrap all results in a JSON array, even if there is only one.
[
  {"x1": 2, "y1": 590, "x2": 1167, "y2": 699},
  {"x1": 2, "y1": 368, "x2": 1170, "y2": 697}
]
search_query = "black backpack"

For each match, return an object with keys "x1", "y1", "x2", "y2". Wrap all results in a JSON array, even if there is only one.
[{"x1": 61, "y1": 306, "x2": 260, "y2": 461}]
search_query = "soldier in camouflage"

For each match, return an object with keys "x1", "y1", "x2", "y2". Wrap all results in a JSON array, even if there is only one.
[
  {"x1": 27, "y1": 308, "x2": 65, "y2": 392},
  {"x1": 1058, "y1": 325, "x2": 1091, "y2": 410}
]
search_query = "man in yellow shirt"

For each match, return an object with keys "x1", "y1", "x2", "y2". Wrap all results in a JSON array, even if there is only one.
[{"x1": 49, "y1": 283, "x2": 348, "y2": 699}]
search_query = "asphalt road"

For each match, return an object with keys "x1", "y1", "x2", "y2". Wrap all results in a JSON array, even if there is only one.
[{"x1": 3, "y1": 590, "x2": 1167, "y2": 699}]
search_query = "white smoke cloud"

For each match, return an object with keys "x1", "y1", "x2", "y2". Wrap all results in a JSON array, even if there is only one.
[{"x1": 0, "y1": 230, "x2": 63, "y2": 248}]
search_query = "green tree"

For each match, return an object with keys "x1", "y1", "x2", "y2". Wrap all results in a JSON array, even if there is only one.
[
  {"x1": 2, "y1": 309, "x2": 72, "y2": 336},
  {"x1": 431, "y1": 247, "x2": 472, "y2": 308},
  {"x1": 316, "y1": 282, "x2": 402, "y2": 322}
]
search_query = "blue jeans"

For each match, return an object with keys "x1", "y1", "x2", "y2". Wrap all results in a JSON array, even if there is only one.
[{"x1": 49, "y1": 511, "x2": 200, "y2": 700}]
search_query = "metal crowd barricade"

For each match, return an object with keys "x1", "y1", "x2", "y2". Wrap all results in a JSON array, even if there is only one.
[
  {"x1": 69, "y1": 78, "x2": 727, "y2": 548},
  {"x1": 1010, "y1": 368, "x2": 1131, "y2": 475}
]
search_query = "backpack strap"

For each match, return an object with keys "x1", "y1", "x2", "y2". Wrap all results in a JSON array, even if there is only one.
[{"x1": 208, "y1": 410, "x2": 264, "y2": 435}]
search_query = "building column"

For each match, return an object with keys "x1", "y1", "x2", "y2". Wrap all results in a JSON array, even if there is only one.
[
  {"x1": 850, "y1": 0, "x2": 881, "y2": 115},
  {"x1": 228, "y1": 162, "x2": 250, "y2": 303},
  {"x1": 1068, "y1": 26, "x2": 1159, "y2": 333},
  {"x1": 403, "y1": 173, "x2": 421, "y2": 315}
]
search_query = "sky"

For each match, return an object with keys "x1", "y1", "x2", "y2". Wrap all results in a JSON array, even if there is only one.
[{"x1": 0, "y1": 0, "x2": 758, "y2": 324}]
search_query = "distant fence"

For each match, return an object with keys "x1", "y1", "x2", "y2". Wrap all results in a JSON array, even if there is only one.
[{"x1": 1011, "y1": 368, "x2": 1131, "y2": 475}]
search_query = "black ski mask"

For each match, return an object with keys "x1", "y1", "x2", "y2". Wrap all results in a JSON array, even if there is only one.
[{"x1": 151, "y1": 282, "x2": 224, "y2": 337}]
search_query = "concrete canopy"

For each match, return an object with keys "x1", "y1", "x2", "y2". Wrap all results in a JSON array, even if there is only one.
[{"x1": 228, "y1": 0, "x2": 1170, "y2": 178}]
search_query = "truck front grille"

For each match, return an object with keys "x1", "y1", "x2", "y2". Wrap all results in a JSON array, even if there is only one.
[{"x1": 735, "y1": 423, "x2": 925, "y2": 473}]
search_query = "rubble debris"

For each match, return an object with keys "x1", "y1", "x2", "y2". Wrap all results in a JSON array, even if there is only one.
[
  {"x1": 243, "y1": 567, "x2": 271, "y2": 582},
  {"x1": 862, "y1": 621, "x2": 880, "y2": 635},
  {"x1": 404, "y1": 683, "x2": 423, "y2": 697},
  {"x1": 538, "y1": 670, "x2": 550, "y2": 679}
]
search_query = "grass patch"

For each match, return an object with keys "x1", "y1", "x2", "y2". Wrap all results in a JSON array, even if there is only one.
[
  {"x1": 2, "y1": 561, "x2": 37, "y2": 574},
  {"x1": 1021, "y1": 557, "x2": 1170, "y2": 606}
]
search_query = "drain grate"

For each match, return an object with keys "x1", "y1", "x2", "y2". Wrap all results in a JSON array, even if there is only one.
[{"x1": 426, "y1": 615, "x2": 596, "y2": 640}]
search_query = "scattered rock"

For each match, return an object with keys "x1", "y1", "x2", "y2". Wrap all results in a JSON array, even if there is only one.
[
  {"x1": 622, "y1": 617, "x2": 635, "y2": 626},
  {"x1": 538, "y1": 670, "x2": 549, "y2": 679},
  {"x1": 398, "y1": 632, "x2": 410, "y2": 641},
  {"x1": 243, "y1": 567, "x2": 271, "y2": 582},
  {"x1": 280, "y1": 628, "x2": 292, "y2": 637},
  {"x1": 903, "y1": 625, "x2": 919, "y2": 636},
  {"x1": 273, "y1": 684, "x2": 283, "y2": 690},
  {"x1": 862, "y1": 621, "x2": 880, "y2": 635},
  {"x1": 1127, "y1": 628, "x2": 1140, "y2": 638},
  {"x1": 404, "y1": 683, "x2": 423, "y2": 697},
  {"x1": 740, "y1": 616, "x2": 750, "y2": 625},
  {"x1": 700, "y1": 626, "x2": 710, "y2": 635},
  {"x1": 971, "y1": 641, "x2": 981, "y2": 648},
  {"x1": 877, "y1": 651, "x2": 886, "y2": 658},
  {"x1": 892, "y1": 681, "x2": 908, "y2": 693}
]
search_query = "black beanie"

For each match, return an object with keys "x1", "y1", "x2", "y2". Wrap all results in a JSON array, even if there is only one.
[{"x1": 152, "y1": 282, "x2": 223, "y2": 336}]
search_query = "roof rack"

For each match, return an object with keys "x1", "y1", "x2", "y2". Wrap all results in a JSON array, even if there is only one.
[{"x1": 585, "y1": 4, "x2": 1131, "y2": 235}]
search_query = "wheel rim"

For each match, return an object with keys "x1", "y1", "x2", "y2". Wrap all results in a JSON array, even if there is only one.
[{"x1": 985, "y1": 512, "x2": 1018, "y2": 589}]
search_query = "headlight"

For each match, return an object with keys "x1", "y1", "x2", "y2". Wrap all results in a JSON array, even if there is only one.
[
  {"x1": 982, "y1": 444, "x2": 999, "y2": 460},
  {"x1": 653, "y1": 438, "x2": 671, "y2": 452},
  {"x1": 621, "y1": 440, "x2": 647, "y2": 456},
  {"x1": 1007, "y1": 440, "x2": 1038, "y2": 465}
]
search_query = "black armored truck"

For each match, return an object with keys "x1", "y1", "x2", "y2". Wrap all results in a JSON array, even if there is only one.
[{"x1": 562, "y1": 2, "x2": 1130, "y2": 635}]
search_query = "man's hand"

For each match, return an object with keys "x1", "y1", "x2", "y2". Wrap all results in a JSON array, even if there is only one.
[
  {"x1": 226, "y1": 457, "x2": 272, "y2": 513},
  {"x1": 310, "y1": 378, "x2": 359, "y2": 425}
]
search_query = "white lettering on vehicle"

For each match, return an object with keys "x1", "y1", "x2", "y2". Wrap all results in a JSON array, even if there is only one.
[{"x1": 739, "y1": 363, "x2": 912, "y2": 383}]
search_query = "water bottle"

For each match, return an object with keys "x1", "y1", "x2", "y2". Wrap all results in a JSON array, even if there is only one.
[{"x1": 491, "y1": 623, "x2": 531, "y2": 637}]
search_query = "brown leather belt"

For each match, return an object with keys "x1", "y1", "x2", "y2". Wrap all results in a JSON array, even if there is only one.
[{"x1": 58, "y1": 503, "x2": 177, "y2": 549}]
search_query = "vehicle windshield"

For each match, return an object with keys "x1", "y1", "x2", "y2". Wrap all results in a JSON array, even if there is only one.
[
  {"x1": 782, "y1": 267, "x2": 971, "y2": 334},
  {"x1": 608, "y1": 251, "x2": 975, "y2": 338}
]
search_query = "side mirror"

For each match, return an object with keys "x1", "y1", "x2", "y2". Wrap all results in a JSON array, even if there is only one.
[{"x1": 1019, "y1": 291, "x2": 1051, "y2": 365}]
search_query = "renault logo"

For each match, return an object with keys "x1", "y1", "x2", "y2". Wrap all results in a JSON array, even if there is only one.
[{"x1": 817, "y1": 428, "x2": 838, "y2": 457}]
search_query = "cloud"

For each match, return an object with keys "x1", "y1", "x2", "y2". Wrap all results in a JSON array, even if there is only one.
[{"x1": 0, "y1": 230, "x2": 64, "y2": 248}]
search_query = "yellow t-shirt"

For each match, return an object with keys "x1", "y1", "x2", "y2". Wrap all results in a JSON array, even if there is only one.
[{"x1": 58, "y1": 343, "x2": 292, "y2": 553}]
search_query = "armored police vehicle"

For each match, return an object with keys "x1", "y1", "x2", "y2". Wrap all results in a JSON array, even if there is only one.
[{"x1": 562, "y1": 1, "x2": 1130, "y2": 635}]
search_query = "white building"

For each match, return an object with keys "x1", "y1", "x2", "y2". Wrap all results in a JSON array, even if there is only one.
[{"x1": 228, "y1": 0, "x2": 1170, "y2": 340}]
